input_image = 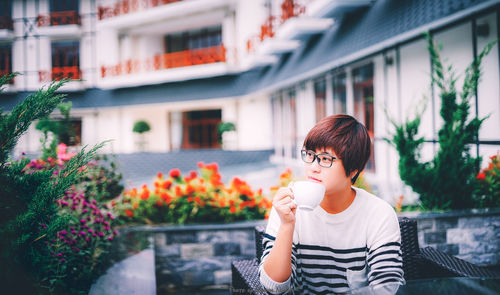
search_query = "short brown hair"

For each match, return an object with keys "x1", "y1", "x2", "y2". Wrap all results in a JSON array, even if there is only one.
[{"x1": 303, "y1": 114, "x2": 371, "y2": 183}]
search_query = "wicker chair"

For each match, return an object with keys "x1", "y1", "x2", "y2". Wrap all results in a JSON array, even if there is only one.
[{"x1": 231, "y1": 217, "x2": 498, "y2": 295}]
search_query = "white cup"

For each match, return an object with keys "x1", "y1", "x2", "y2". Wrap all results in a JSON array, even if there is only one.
[{"x1": 289, "y1": 181, "x2": 325, "y2": 210}]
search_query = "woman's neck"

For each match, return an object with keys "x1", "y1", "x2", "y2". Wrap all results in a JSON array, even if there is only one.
[{"x1": 320, "y1": 187, "x2": 356, "y2": 214}]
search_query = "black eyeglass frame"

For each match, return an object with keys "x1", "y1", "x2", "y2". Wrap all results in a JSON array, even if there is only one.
[{"x1": 300, "y1": 149, "x2": 341, "y2": 168}]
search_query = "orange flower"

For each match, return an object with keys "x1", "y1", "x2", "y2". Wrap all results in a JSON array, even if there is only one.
[
  {"x1": 140, "y1": 189, "x2": 150, "y2": 200},
  {"x1": 186, "y1": 184, "x2": 195, "y2": 195},
  {"x1": 125, "y1": 209, "x2": 134, "y2": 217},
  {"x1": 132, "y1": 202, "x2": 139, "y2": 209},
  {"x1": 219, "y1": 199, "x2": 226, "y2": 207},
  {"x1": 154, "y1": 181, "x2": 160, "y2": 188},
  {"x1": 230, "y1": 206, "x2": 237, "y2": 213},
  {"x1": 175, "y1": 186, "x2": 183, "y2": 196},
  {"x1": 187, "y1": 196, "x2": 193, "y2": 202},
  {"x1": 157, "y1": 172, "x2": 163, "y2": 179},
  {"x1": 194, "y1": 196, "x2": 201, "y2": 204}
]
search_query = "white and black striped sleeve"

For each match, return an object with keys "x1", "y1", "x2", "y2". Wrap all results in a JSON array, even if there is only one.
[
  {"x1": 366, "y1": 206, "x2": 405, "y2": 287},
  {"x1": 258, "y1": 208, "x2": 297, "y2": 294}
]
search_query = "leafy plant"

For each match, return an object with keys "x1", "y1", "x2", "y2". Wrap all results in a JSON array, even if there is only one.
[
  {"x1": 473, "y1": 154, "x2": 500, "y2": 208},
  {"x1": 386, "y1": 33, "x2": 497, "y2": 210},
  {"x1": 36, "y1": 102, "x2": 78, "y2": 159},
  {"x1": 217, "y1": 121, "x2": 236, "y2": 144},
  {"x1": 132, "y1": 120, "x2": 151, "y2": 134},
  {"x1": 0, "y1": 74, "x2": 106, "y2": 294}
]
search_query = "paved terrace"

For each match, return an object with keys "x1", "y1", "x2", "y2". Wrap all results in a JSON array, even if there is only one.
[{"x1": 112, "y1": 149, "x2": 290, "y2": 191}]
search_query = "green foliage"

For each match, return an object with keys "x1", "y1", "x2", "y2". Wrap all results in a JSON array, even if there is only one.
[
  {"x1": 217, "y1": 121, "x2": 236, "y2": 144},
  {"x1": 36, "y1": 102, "x2": 76, "y2": 159},
  {"x1": 386, "y1": 33, "x2": 497, "y2": 210},
  {"x1": 0, "y1": 74, "x2": 107, "y2": 294},
  {"x1": 132, "y1": 120, "x2": 151, "y2": 134}
]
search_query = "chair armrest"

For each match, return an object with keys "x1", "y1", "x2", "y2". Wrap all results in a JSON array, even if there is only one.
[
  {"x1": 419, "y1": 247, "x2": 499, "y2": 278},
  {"x1": 231, "y1": 258, "x2": 268, "y2": 295}
]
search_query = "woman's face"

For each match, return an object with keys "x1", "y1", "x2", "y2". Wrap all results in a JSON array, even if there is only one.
[{"x1": 304, "y1": 148, "x2": 354, "y2": 197}]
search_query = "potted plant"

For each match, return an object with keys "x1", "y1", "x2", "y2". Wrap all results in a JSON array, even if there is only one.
[{"x1": 132, "y1": 120, "x2": 151, "y2": 152}]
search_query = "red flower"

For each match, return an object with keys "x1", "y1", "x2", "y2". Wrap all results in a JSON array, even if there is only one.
[
  {"x1": 162, "y1": 180, "x2": 172, "y2": 190},
  {"x1": 476, "y1": 173, "x2": 486, "y2": 180},
  {"x1": 157, "y1": 172, "x2": 163, "y2": 179},
  {"x1": 125, "y1": 209, "x2": 134, "y2": 217},
  {"x1": 189, "y1": 170, "x2": 197, "y2": 179},
  {"x1": 230, "y1": 206, "x2": 237, "y2": 213},
  {"x1": 169, "y1": 168, "x2": 181, "y2": 178},
  {"x1": 155, "y1": 200, "x2": 163, "y2": 207},
  {"x1": 197, "y1": 161, "x2": 204, "y2": 168},
  {"x1": 160, "y1": 193, "x2": 172, "y2": 203}
]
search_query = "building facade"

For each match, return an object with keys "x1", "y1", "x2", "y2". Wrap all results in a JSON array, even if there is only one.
[{"x1": 1, "y1": 0, "x2": 500, "y2": 202}]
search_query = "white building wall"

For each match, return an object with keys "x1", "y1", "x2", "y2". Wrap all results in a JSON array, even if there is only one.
[
  {"x1": 476, "y1": 13, "x2": 500, "y2": 157},
  {"x1": 236, "y1": 94, "x2": 273, "y2": 150}
]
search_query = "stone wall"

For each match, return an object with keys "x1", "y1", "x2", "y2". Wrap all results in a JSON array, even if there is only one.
[
  {"x1": 398, "y1": 208, "x2": 500, "y2": 266},
  {"x1": 152, "y1": 220, "x2": 266, "y2": 294}
]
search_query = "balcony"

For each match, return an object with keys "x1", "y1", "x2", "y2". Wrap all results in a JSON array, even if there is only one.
[
  {"x1": 99, "y1": 44, "x2": 230, "y2": 89},
  {"x1": 98, "y1": 0, "x2": 184, "y2": 20},
  {"x1": 101, "y1": 44, "x2": 226, "y2": 78},
  {"x1": 39, "y1": 66, "x2": 82, "y2": 82},
  {"x1": 245, "y1": 0, "x2": 372, "y2": 68},
  {"x1": 97, "y1": 0, "x2": 232, "y2": 31},
  {"x1": 37, "y1": 11, "x2": 81, "y2": 27}
]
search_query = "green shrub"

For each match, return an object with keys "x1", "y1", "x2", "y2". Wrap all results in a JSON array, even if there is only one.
[{"x1": 386, "y1": 33, "x2": 497, "y2": 210}]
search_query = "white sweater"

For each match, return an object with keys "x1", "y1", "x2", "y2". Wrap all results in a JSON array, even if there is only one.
[{"x1": 259, "y1": 187, "x2": 405, "y2": 294}]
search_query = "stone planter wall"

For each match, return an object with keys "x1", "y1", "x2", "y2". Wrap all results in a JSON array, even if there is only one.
[
  {"x1": 398, "y1": 208, "x2": 500, "y2": 266},
  {"x1": 151, "y1": 220, "x2": 267, "y2": 294}
]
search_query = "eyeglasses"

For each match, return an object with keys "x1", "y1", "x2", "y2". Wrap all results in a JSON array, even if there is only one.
[{"x1": 300, "y1": 149, "x2": 340, "y2": 168}]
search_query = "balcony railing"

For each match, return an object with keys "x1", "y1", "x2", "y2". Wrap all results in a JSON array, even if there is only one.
[
  {"x1": 39, "y1": 66, "x2": 82, "y2": 82},
  {"x1": 101, "y1": 44, "x2": 226, "y2": 78},
  {"x1": 0, "y1": 16, "x2": 14, "y2": 30},
  {"x1": 37, "y1": 11, "x2": 81, "y2": 27},
  {"x1": 98, "y1": 0, "x2": 183, "y2": 20},
  {"x1": 247, "y1": 0, "x2": 307, "y2": 53}
]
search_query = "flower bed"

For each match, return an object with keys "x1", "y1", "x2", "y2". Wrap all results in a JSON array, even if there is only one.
[{"x1": 112, "y1": 162, "x2": 273, "y2": 225}]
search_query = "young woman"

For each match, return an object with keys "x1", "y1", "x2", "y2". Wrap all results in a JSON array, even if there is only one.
[{"x1": 259, "y1": 114, "x2": 404, "y2": 294}]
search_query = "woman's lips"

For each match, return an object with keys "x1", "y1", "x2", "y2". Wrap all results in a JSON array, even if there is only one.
[{"x1": 308, "y1": 177, "x2": 322, "y2": 183}]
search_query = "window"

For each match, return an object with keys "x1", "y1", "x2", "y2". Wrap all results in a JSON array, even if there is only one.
[
  {"x1": 314, "y1": 78, "x2": 326, "y2": 122},
  {"x1": 181, "y1": 110, "x2": 221, "y2": 149},
  {"x1": 0, "y1": 1, "x2": 13, "y2": 30},
  {"x1": 51, "y1": 41, "x2": 81, "y2": 80},
  {"x1": 0, "y1": 44, "x2": 12, "y2": 80},
  {"x1": 165, "y1": 26, "x2": 222, "y2": 53},
  {"x1": 352, "y1": 63, "x2": 375, "y2": 171},
  {"x1": 332, "y1": 72, "x2": 347, "y2": 114}
]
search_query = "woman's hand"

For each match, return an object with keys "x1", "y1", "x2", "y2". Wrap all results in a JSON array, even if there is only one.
[{"x1": 272, "y1": 187, "x2": 297, "y2": 225}]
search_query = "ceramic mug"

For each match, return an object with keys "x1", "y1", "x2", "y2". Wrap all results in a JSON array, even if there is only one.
[{"x1": 289, "y1": 181, "x2": 325, "y2": 210}]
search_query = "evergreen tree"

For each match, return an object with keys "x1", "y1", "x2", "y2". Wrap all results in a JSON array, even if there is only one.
[
  {"x1": 386, "y1": 34, "x2": 496, "y2": 210},
  {"x1": 0, "y1": 74, "x2": 103, "y2": 293}
]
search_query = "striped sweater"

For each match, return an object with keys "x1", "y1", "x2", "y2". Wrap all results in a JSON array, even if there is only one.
[{"x1": 259, "y1": 187, "x2": 405, "y2": 294}]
